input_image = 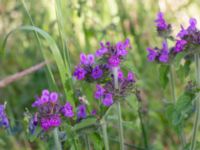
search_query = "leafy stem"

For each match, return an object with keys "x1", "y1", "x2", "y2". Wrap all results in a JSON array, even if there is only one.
[{"x1": 190, "y1": 54, "x2": 200, "y2": 150}]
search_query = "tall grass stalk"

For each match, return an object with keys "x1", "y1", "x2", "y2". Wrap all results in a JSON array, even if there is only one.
[
  {"x1": 190, "y1": 54, "x2": 200, "y2": 150},
  {"x1": 113, "y1": 67, "x2": 124, "y2": 150}
]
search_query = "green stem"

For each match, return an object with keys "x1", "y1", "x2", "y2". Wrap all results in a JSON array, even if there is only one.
[
  {"x1": 53, "y1": 128, "x2": 62, "y2": 150},
  {"x1": 112, "y1": 67, "x2": 124, "y2": 150},
  {"x1": 169, "y1": 64, "x2": 186, "y2": 148},
  {"x1": 169, "y1": 64, "x2": 176, "y2": 104},
  {"x1": 190, "y1": 54, "x2": 200, "y2": 150},
  {"x1": 84, "y1": 134, "x2": 91, "y2": 150},
  {"x1": 116, "y1": 101, "x2": 125, "y2": 150},
  {"x1": 101, "y1": 118, "x2": 109, "y2": 150},
  {"x1": 138, "y1": 105, "x2": 149, "y2": 149}
]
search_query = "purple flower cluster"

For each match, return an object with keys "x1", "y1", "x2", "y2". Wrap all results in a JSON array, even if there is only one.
[
  {"x1": 94, "y1": 70, "x2": 135, "y2": 106},
  {"x1": 155, "y1": 12, "x2": 169, "y2": 31},
  {"x1": 174, "y1": 18, "x2": 200, "y2": 53},
  {"x1": 147, "y1": 41, "x2": 169, "y2": 63},
  {"x1": 0, "y1": 104, "x2": 9, "y2": 128},
  {"x1": 73, "y1": 39, "x2": 136, "y2": 110},
  {"x1": 147, "y1": 12, "x2": 200, "y2": 64},
  {"x1": 96, "y1": 39, "x2": 130, "y2": 67},
  {"x1": 31, "y1": 89, "x2": 74, "y2": 131},
  {"x1": 73, "y1": 53, "x2": 109, "y2": 81}
]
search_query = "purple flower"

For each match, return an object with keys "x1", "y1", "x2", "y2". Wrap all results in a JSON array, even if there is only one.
[
  {"x1": 91, "y1": 66, "x2": 103, "y2": 79},
  {"x1": 40, "y1": 95, "x2": 49, "y2": 104},
  {"x1": 77, "y1": 105, "x2": 87, "y2": 119},
  {"x1": 118, "y1": 70, "x2": 124, "y2": 80},
  {"x1": 174, "y1": 40, "x2": 187, "y2": 53},
  {"x1": 108, "y1": 55, "x2": 120, "y2": 67},
  {"x1": 42, "y1": 89, "x2": 50, "y2": 96},
  {"x1": 49, "y1": 92, "x2": 58, "y2": 103},
  {"x1": 154, "y1": 12, "x2": 168, "y2": 30},
  {"x1": 177, "y1": 25, "x2": 188, "y2": 38},
  {"x1": 41, "y1": 115, "x2": 61, "y2": 131},
  {"x1": 146, "y1": 48, "x2": 158, "y2": 62},
  {"x1": 127, "y1": 72, "x2": 135, "y2": 82},
  {"x1": 102, "y1": 93, "x2": 113, "y2": 107},
  {"x1": 124, "y1": 38, "x2": 131, "y2": 48},
  {"x1": 73, "y1": 66, "x2": 87, "y2": 80},
  {"x1": 80, "y1": 53, "x2": 88, "y2": 65},
  {"x1": 116, "y1": 41, "x2": 128, "y2": 56},
  {"x1": 94, "y1": 84, "x2": 105, "y2": 99},
  {"x1": 87, "y1": 54, "x2": 95, "y2": 64},
  {"x1": 159, "y1": 41, "x2": 169, "y2": 63},
  {"x1": 0, "y1": 104, "x2": 9, "y2": 128},
  {"x1": 159, "y1": 50, "x2": 169, "y2": 63},
  {"x1": 62, "y1": 102, "x2": 74, "y2": 118},
  {"x1": 188, "y1": 18, "x2": 197, "y2": 31},
  {"x1": 91, "y1": 109, "x2": 97, "y2": 116},
  {"x1": 96, "y1": 42, "x2": 108, "y2": 57}
]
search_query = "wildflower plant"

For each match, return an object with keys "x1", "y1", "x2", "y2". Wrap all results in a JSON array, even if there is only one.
[{"x1": 147, "y1": 12, "x2": 200, "y2": 150}]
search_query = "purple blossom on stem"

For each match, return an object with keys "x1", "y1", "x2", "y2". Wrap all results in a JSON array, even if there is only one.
[
  {"x1": 94, "y1": 84, "x2": 105, "y2": 99},
  {"x1": 91, "y1": 109, "x2": 97, "y2": 116},
  {"x1": 102, "y1": 93, "x2": 113, "y2": 107},
  {"x1": 62, "y1": 102, "x2": 74, "y2": 118},
  {"x1": 49, "y1": 92, "x2": 59, "y2": 103},
  {"x1": 154, "y1": 12, "x2": 168, "y2": 30},
  {"x1": 116, "y1": 41, "x2": 128, "y2": 56},
  {"x1": 77, "y1": 105, "x2": 87, "y2": 119},
  {"x1": 174, "y1": 40, "x2": 187, "y2": 53},
  {"x1": 0, "y1": 104, "x2": 9, "y2": 128},
  {"x1": 159, "y1": 41, "x2": 169, "y2": 63},
  {"x1": 91, "y1": 66, "x2": 103, "y2": 79},
  {"x1": 146, "y1": 48, "x2": 158, "y2": 62},
  {"x1": 80, "y1": 53, "x2": 95, "y2": 65},
  {"x1": 108, "y1": 55, "x2": 120, "y2": 67},
  {"x1": 73, "y1": 66, "x2": 87, "y2": 80},
  {"x1": 177, "y1": 25, "x2": 188, "y2": 38},
  {"x1": 127, "y1": 72, "x2": 135, "y2": 82},
  {"x1": 41, "y1": 115, "x2": 61, "y2": 131},
  {"x1": 188, "y1": 18, "x2": 197, "y2": 31},
  {"x1": 96, "y1": 42, "x2": 108, "y2": 57},
  {"x1": 118, "y1": 69, "x2": 124, "y2": 80}
]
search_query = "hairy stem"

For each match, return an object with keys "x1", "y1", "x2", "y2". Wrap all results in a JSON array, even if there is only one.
[
  {"x1": 112, "y1": 67, "x2": 124, "y2": 150},
  {"x1": 53, "y1": 128, "x2": 62, "y2": 150},
  {"x1": 170, "y1": 64, "x2": 186, "y2": 148},
  {"x1": 190, "y1": 54, "x2": 200, "y2": 150},
  {"x1": 84, "y1": 134, "x2": 91, "y2": 150},
  {"x1": 116, "y1": 101, "x2": 125, "y2": 150},
  {"x1": 169, "y1": 64, "x2": 176, "y2": 104},
  {"x1": 101, "y1": 118, "x2": 109, "y2": 150}
]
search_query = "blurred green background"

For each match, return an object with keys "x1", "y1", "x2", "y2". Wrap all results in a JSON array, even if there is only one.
[{"x1": 1, "y1": 0, "x2": 200, "y2": 149}]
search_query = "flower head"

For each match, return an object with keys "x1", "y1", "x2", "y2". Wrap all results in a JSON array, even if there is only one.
[
  {"x1": 102, "y1": 93, "x2": 113, "y2": 107},
  {"x1": 77, "y1": 105, "x2": 87, "y2": 119},
  {"x1": 146, "y1": 48, "x2": 158, "y2": 62},
  {"x1": 62, "y1": 102, "x2": 74, "y2": 118},
  {"x1": 91, "y1": 66, "x2": 103, "y2": 79},
  {"x1": 108, "y1": 56, "x2": 120, "y2": 67},
  {"x1": 73, "y1": 66, "x2": 87, "y2": 80},
  {"x1": 174, "y1": 40, "x2": 187, "y2": 53},
  {"x1": 154, "y1": 12, "x2": 168, "y2": 30},
  {"x1": 0, "y1": 104, "x2": 9, "y2": 128},
  {"x1": 94, "y1": 84, "x2": 105, "y2": 99}
]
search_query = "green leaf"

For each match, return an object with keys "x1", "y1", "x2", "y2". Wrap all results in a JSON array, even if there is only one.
[
  {"x1": 73, "y1": 118, "x2": 98, "y2": 132},
  {"x1": 1, "y1": 25, "x2": 74, "y2": 105}
]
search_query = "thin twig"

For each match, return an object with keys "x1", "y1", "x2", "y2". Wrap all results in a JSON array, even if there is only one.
[{"x1": 0, "y1": 61, "x2": 48, "y2": 88}]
